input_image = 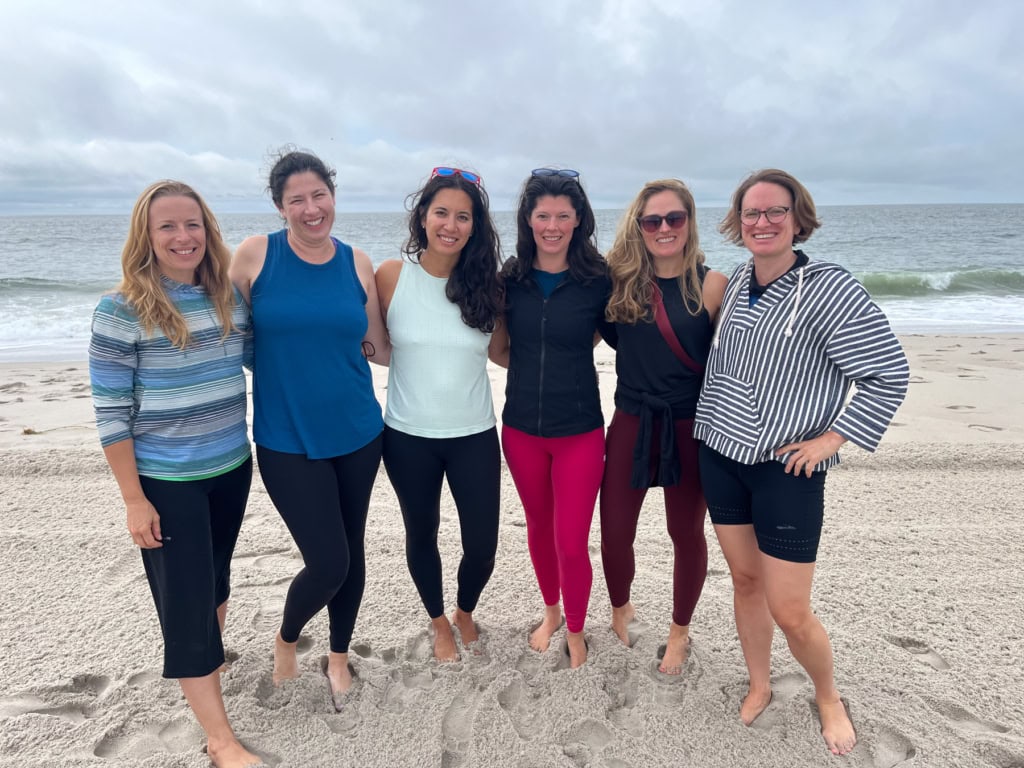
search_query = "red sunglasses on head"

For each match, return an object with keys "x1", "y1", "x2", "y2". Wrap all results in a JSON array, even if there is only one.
[{"x1": 431, "y1": 167, "x2": 482, "y2": 185}]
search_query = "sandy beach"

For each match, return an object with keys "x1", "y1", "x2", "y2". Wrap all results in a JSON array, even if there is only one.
[{"x1": 1, "y1": 334, "x2": 1023, "y2": 768}]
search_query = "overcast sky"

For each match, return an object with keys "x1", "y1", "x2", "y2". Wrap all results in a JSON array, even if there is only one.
[{"x1": 1, "y1": 0, "x2": 1021, "y2": 214}]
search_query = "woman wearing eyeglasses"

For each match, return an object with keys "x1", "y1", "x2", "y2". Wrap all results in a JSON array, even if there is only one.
[
  {"x1": 694, "y1": 169, "x2": 908, "y2": 754},
  {"x1": 488, "y1": 168, "x2": 610, "y2": 668},
  {"x1": 230, "y1": 148, "x2": 389, "y2": 709},
  {"x1": 600, "y1": 179, "x2": 727, "y2": 675},
  {"x1": 374, "y1": 167, "x2": 503, "y2": 662}
]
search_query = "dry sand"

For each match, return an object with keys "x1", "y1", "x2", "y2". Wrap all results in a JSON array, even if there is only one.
[{"x1": 1, "y1": 335, "x2": 1022, "y2": 768}]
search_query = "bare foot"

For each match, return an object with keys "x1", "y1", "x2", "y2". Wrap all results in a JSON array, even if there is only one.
[
  {"x1": 566, "y1": 631, "x2": 588, "y2": 669},
  {"x1": 818, "y1": 694, "x2": 856, "y2": 755},
  {"x1": 206, "y1": 735, "x2": 262, "y2": 768},
  {"x1": 452, "y1": 608, "x2": 479, "y2": 646},
  {"x1": 529, "y1": 605, "x2": 563, "y2": 652},
  {"x1": 431, "y1": 616, "x2": 459, "y2": 662},
  {"x1": 610, "y1": 602, "x2": 635, "y2": 646},
  {"x1": 739, "y1": 684, "x2": 773, "y2": 726},
  {"x1": 272, "y1": 632, "x2": 300, "y2": 686},
  {"x1": 325, "y1": 651, "x2": 354, "y2": 712},
  {"x1": 658, "y1": 622, "x2": 690, "y2": 675}
]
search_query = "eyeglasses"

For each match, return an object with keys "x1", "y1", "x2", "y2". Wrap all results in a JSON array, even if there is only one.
[
  {"x1": 431, "y1": 167, "x2": 482, "y2": 185},
  {"x1": 740, "y1": 206, "x2": 790, "y2": 225},
  {"x1": 637, "y1": 210, "x2": 688, "y2": 233},
  {"x1": 531, "y1": 168, "x2": 580, "y2": 178}
]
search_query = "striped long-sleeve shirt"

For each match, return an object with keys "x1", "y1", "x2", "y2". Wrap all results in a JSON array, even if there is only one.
[
  {"x1": 693, "y1": 257, "x2": 909, "y2": 471},
  {"x1": 89, "y1": 277, "x2": 252, "y2": 481}
]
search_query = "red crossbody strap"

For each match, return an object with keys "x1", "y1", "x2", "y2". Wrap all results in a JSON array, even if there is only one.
[{"x1": 651, "y1": 280, "x2": 705, "y2": 375}]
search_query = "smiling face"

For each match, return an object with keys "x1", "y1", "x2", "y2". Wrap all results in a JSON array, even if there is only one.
[
  {"x1": 422, "y1": 187, "x2": 474, "y2": 258},
  {"x1": 530, "y1": 194, "x2": 578, "y2": 265},
  {"x1": 640, "y1": 189, "x2": 689, "y2": 270},
  {"x1": 278, "y1": 170, "x2": 336, "y2": 244},
  {"x1": 740, "y1": 181, "x2": 799, "y2": 261},
  {"x1": 148, "y1": 195, "x2": 205, "y2": 284}
]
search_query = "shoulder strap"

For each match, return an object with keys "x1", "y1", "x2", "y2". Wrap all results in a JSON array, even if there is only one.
[{"x1": 651, "y1": 280, "x2": 704, "y2": 375}]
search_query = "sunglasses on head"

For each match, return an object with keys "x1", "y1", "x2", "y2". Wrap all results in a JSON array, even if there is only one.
[
  {"x1": 431, "y1": 167, "x2": 482, "y2": 185},
  {"x1": 531, "y1": 168, "x2": 580, "y2": 179},
  {"x1": 637, "y1": 210, "x2": 688, "y2": 233}
]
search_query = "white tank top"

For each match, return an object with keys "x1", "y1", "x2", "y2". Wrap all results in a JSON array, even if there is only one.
[{"x1": 384, "y1": 261, "x2": 495, "y2": 438}]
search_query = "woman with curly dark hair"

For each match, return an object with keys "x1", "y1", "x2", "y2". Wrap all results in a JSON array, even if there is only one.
[
  {"x1": 375, "y1": 167, "x2": 503, "y2": 662},
  {"x1": 489, "y1": 168, "x2": 609, "y2": 668}
]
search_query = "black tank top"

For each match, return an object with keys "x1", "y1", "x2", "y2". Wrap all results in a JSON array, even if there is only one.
[{"x1": 613, "y1": 269, "x2": 713, "y2": 420}]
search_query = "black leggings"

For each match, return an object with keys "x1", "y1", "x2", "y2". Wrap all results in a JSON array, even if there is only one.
[
  {"x1": 256, "y1": 434, "x2": 382, "y2": 653},
  {"x1": 139, "y1": 457, "x2": 252, "y2": 678},
  {"x1": 382, "y1": 425, "x2": 500, "y2": 618}
]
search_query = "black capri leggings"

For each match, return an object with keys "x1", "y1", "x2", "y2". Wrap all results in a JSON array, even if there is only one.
[
  {"x1": 382, "y1": 425, "x2": 500, "y2": 618},
  {"x1": 256, "y1": 433, "x2": 382, "y2": 653},
  {"x1": 139, "y1": 457, "x2": 252, "y2": 679}
]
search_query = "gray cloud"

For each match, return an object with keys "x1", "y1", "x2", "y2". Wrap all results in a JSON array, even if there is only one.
[{"x1": 1, "y1": 0, "x2": 1021, "y2": 213}]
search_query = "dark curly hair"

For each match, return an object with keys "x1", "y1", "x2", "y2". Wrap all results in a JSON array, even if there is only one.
[
  {"x1": 402, "y1": 173, "x2": 502, "y2": 333},
  {"x1": 501, "y1": 171, "x2": 605, "y2": 285},
  {"x1": 266, "y1": 146, "x2": 337, "y2": 210}
]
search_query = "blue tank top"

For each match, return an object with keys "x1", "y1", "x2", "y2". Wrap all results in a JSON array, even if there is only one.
[{"x1": 251, "y1": 230, "x2": 383, "y2": 458}]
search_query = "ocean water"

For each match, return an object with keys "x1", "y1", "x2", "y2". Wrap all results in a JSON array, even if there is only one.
[{"x1": 1, "y1": 204, "x2": 1022, "y2": 362}]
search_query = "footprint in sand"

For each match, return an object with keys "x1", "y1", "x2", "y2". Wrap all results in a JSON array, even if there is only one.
[
  {"x1": 909, "y1": 375, "x2": 930, "y2": 384},
  {"x1": 440, "y1": 690, "x2": 479, "y2": 768},
  {"x1": 871, "y1": 725, "x2": 917, "y2": 768},
  {"x1": 969, "y1": 424, "x2": 1004, "y2": 432},
  {"x1": 603, "y1": 668, "x2": 642, "y2": 737},
  {"x1": 0, "y1": 674, "x2": 112, "y2": 723},
  {"x1": 94, "y1": 717, "x2": 202, "y2": 760},
  {"x1": 497, "y1": 677, "x2": 538, "y2": 740},
  {"x1": 127, "y1": 670, "x2": 161, "y2": 687},
  {"x1": 946, "y1": 405, "x2": 976, "y2": 411},
  {"x1": 405, "y1": 630, "x2": 434, "y2": 662},
  {"x1": 562, "y1": 719, "x2": 614, "y2": 767},
  {"x1": 958, "y1": 374, "x2": 986, "y2": 380},
  {"x1": 515, "y1": 648, "x2": 543, "y2": 677},
  {"x1": 922, "y1": 697, "x2": 1009, "y2": 734},
  {"x1": 884, "y1": 635, "x2": 950, "y2": 670},
  {"x1": 251, "y1": 595, "x2": 286, "y2": 633}
]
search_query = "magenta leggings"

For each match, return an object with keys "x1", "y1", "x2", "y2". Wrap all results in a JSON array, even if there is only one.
[
  {"x1": 600, "y1": 409, "x2": 707, "y2": 627},
  {"x1": 501, "y1": 425, "x2": 605, "y2": 633}
]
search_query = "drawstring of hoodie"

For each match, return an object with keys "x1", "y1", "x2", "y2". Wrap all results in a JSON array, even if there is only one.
[
  {"x1": 712, "y1": 260, "x2": 806, "y2": 347},
  {"x1": 784, "y1": 266, "x2": 805, "y2": 338}
]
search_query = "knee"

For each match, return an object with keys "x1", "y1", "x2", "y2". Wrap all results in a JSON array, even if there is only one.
[
  {"x1": 769, "y1": 600, "x2": 815, "y2": 638},
  {"x1": 729, "y1": 568, "x2": 763, "y2": 599},
  {"x1": 306, "y1": 557, "x2": 350, "y2": 594}
]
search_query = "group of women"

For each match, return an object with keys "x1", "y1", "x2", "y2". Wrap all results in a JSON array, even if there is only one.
[{"x1": 89, "y1": 150, "x2": 909, "y2": 766}]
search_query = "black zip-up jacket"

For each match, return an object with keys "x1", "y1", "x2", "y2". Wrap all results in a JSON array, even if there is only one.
[{"x1": 502, "y1": 270, "x2": 612, "y2": 437}]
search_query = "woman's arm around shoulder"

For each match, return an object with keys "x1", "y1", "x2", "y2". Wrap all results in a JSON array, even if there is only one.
[
  {"x1": 703, "y1": 269, "x2": 729, "y2": 322},
  {"x1": 374, "y1": 259, "x2": 403, "y2": 319},
  {"x1": 229, "y1": 235, "x2": 269, "y2": 306},
  {"x1": 488, "y1": 315, "x2": 510, "y2": 368},
  {"x1": 356, "y1": 249, "x2": 391, "y2": 366}
]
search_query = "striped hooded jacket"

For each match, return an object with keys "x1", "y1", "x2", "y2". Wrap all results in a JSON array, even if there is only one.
[{"x1": 693, "y1": 256, "x2": 909, "y2": 471}]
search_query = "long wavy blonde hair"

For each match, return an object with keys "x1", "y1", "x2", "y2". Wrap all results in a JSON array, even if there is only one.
[
  {"x1": 605, "y1": 179, "x2": 706, "y2": 324},
  {"x1": 118, "y1": 180, "x2": 237, "y2": 349}
]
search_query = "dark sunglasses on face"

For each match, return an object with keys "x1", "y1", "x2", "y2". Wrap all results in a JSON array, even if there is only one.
[
  {"x1": 431, "y1": 167, "x2": 482, "y2": 185},
  {"x1": 637, "y1": 210, "x2": 688, "y2": 233},
  {"x1": 531, "y1": 168, "x2": 580, "y2": 178}
]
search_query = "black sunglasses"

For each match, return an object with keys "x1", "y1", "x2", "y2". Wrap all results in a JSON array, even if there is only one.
[{"x1": 637, "y1": 210, "x2": 688, "y2": 233}]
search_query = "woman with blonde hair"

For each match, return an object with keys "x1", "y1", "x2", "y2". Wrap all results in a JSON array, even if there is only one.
[
  {"x1": 601, "y1": 179, "x2": 726, "y2": 674},
  {"x1": 90, "y1": 181, "x2": 259, "y2": 767}
]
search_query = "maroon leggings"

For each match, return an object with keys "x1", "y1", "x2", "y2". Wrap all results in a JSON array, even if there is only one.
[{"x1": 600, "y1": 409, "x2": 707, "y2": 626}]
